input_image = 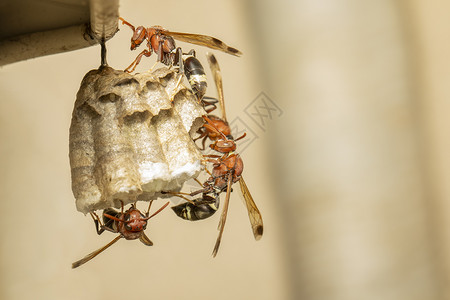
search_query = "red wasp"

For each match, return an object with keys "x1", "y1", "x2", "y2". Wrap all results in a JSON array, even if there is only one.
[
  {"x1": 72, "y1": 200, "x2": 169, "y2": 268},
  {"x1": 119, "y1": 17, "x2": 242, "y2": 73},
  {"x1": 193, "y1": 117, "x2": 256, "y2": 257},
  {"x1": 195, "y1": 117, "x2": 263, "y2": 257}
]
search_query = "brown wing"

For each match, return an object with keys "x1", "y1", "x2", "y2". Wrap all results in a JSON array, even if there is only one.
[
  {"x1": 239, "y1": 177, "x2": 263, "y2": 240},
  {"x1": 162, "y1": 30, "x2": 242, "y2": 57},
  {"x1": 72, "y1": 235, "x2": 122, "y2": 269},
  {"x1": 212, "y1": 174, "x2": 233, "y2": 257},
  {"x1": 139, "y1": 232, "x2": 154, "y2": 246},
  {"x1": 206, "y1": 53, "x2": 227, "y2": 121}
]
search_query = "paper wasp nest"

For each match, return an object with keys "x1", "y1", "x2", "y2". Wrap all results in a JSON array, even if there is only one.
[{"x1": 69, "y1": 66, "x2": 205, "y2": 214}]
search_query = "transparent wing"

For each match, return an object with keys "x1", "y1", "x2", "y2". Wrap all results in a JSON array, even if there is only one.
[
  {"x1": 239, "y1": 177, "x2": 263, "y2": 240},
  {"x1": 72, "y1": 235, "x2": 122, "y2": 269},
  {"x1": 163, "y1": 30, "x2": 242, "y2": 56},
  {"x1": 206, "y1": 53, "x2": 227, "y2": 121}
]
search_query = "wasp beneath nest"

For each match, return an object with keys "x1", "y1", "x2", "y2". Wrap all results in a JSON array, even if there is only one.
[{"x1": 72, "y1": 201, "x2": 169, "y2": 268}]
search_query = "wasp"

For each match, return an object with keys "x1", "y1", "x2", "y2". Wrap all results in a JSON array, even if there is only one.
[
  {"x1": 72, "y1": 200, "x2": 169, "y2": 268},
  {"x1": 118, "y1": 17, "x2": 242, "y2": 73},
  {"x1": 204, "y1": 132, "x2": 262, "y2": 257}
]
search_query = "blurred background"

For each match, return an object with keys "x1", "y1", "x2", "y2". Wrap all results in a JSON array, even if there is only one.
[{"x1": 0, "y1": 0, "x2": 449, "y2": 299}]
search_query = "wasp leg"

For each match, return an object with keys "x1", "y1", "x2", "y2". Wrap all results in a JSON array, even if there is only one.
[{"x1": 124, "y1": 49, "x2": 152, "y2": 73}]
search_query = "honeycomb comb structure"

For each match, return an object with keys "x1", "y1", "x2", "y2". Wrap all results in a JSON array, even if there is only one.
[{"x1": 69, "y1": 66, "x2": 205, "y2": 213}]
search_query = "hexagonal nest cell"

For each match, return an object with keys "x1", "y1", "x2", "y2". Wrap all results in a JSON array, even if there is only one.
[{"x1": 69, "y1": 66, "x2": 206, "y2": 214}]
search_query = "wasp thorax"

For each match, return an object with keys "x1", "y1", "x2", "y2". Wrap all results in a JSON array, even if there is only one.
[{"x1": 69, "y1": 66, "x2": 206, "y2": 213}]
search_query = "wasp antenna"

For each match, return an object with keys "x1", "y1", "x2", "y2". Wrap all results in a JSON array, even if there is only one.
[
  {"x1": 146, "y1": 202, "x2": 170, "y2": 220},
  {"x1": 119, "y1": 17, "x2": 135, "y2": 31}
]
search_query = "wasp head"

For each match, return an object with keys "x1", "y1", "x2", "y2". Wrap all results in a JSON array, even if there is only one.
[
  {"x1": 130, "y1": 26, "x2": 147, "y2": 50},
  {"x1": 123, "y1": 208, "x2": 148, "y2": 232}
]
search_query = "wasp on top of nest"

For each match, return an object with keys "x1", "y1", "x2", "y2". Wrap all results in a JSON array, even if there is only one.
[{"x1": 118, "y1": 17, "x2": 242, "y2": 103}]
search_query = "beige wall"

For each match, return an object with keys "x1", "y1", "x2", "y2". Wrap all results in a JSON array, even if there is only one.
[
  {"x1": 408, "y1": 0, "x2": 450, "y2": 297},
  {"x1": 0, "y1": 1, "x2": 449, "y2": 299}
]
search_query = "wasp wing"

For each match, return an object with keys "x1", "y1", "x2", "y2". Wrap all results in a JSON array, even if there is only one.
[
  {"x1": 72, "y1": 235, "x2": 122, "y2": 269},
  {"x1": 212, "y1": 175, "x2": 233, "y2": 257},
  {"x1": 239, "y1": 177, "x2": 263, "y2": 240},
  {"x1": 206, "y1": 53, "x2": 227, "y2": 121},
  {"x1": 163, "y1": 30, "x2": 242, "y2": 57}
]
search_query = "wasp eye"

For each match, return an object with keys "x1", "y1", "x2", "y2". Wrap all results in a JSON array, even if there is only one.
[{"x1": 125, "y1": 224, "x2": 132, "y2": 231}]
